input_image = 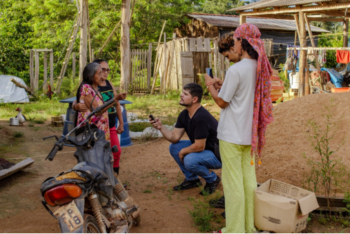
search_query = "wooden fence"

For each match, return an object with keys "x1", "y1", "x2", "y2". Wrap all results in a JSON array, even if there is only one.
[{"x1": 130, "y1": 44, "x2": 152, "y2": 93}]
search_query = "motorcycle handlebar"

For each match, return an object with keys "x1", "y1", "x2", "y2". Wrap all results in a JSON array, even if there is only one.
[{"x1": 46, "y1": 144, "x2": 60, "y2": 161}]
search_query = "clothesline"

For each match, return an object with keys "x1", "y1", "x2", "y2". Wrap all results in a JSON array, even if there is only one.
[{"x1": 286, "y1": 47, "x2": 350, "y2": 51}]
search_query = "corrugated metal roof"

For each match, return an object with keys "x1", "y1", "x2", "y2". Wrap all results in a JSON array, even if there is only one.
[
  {"x1": 228, "y1": 0, "x2": 332, "y2": 12},
  {"x1": 188, "y1": 14, "x2": 329, "y2": 33}
]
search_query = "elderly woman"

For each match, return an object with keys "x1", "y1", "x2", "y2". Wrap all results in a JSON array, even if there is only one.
[
  {"x1": 205, "y1": 24, "x2": 273, "y2": 233},
  {"x1": 76, "y1": 62, "x2": 124, "y2": 141}
]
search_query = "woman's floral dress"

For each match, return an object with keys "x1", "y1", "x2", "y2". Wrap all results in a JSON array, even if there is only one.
[{"x1": 77, "y1": 84, "x2": 110, "y2": 141}]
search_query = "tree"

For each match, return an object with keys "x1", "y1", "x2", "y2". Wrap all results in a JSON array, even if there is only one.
[{"x1": 198, "y1": 0, "x2": 246, "y2": 15}]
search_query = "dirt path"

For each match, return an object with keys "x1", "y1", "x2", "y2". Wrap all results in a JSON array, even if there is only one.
[{"x1": 0, "y1": 120, "x2": 223, "y2": 233}]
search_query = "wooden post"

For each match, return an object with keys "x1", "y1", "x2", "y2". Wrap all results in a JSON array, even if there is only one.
[
  {"x1": 166, "y1": 33, "x2": 176, "y2": 90},
  {"x1": 79, "y1": 0, "x2": 88, "y2": 82},
  {"x1": 343, "y1": 18, "x2": 349, "y2": 47},
  {"x1": 50, "y1": 51, "x2": 54, "y2": 87},
  {"x1": 214, "y1": 40, "x2": 218, "y2": 77},
  {"x1": 120, "y1": 0, "x2": 131, "y2": 92},
  {"x1": 294, "y1": 31, "x2": 298, "y2": 45},
  {"x1": 34, "y1": 50, "x2": 39, "y2": 91},
  {"x1": 30, "y1": 49, "x2": 34, "y2": 90},
  {"x1": 92, "y1": 49, "x2": 94, "y2": 61},
  {"x1": 299, "y1": 11, "x2": 307, "y2": 96},
  {"x1": 147, "y1": 43, "x2": 152, "y2": 90},
  {"x1": 72, "y1": 52, "x2": 76, "y2": 81},
  {"x1": 162, "y1": 33, "x2": 167, "y2": 93},
  {"x1": 304, "y1": 13, "x2": 320, "y2": 71},
  {"x1": 43, "y1": 52, "x2": 48, "y2": 92},
  {"x1": 240, "y1": 15, "x2": 246, "y2": 25},
  {"x1": 87, "y1": 3, "x2": 92, "y2": 63}
]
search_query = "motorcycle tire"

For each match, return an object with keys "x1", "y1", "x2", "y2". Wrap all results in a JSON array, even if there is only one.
[{"x1": 83, "y1": 214, "x2": 101, "y2": 233}]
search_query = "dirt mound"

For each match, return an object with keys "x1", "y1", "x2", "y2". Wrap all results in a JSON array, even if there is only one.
[{"x1": 257, "y1": 92, "x2": 350, "y2": 191}]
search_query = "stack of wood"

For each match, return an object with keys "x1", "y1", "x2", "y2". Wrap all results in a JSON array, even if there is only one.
[{"x1": 51, "y1": 116, "x2": 63, "y2": 127}]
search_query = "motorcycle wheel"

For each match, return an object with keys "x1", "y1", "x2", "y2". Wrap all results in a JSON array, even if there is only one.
[{"x1": 83, "y1": 214, "x2": 101, "y2": 233}]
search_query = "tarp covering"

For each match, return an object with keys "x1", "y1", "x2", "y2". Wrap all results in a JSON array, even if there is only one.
[{"x1": 0, "y1": 75, "x2": 29, "y2": 103}]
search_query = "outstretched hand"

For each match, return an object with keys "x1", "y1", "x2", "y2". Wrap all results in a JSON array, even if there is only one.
[{"x1": 114, "y1": 92, "x2": 127, "y2": 101}]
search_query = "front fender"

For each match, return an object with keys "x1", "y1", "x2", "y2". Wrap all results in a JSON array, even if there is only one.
[{"x1": 57, "y1": 198, "x2": 85, "y2": 233}]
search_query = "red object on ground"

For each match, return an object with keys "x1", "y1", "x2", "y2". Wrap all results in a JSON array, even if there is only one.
[
  {"x1": 270, "y1": 75, "x2": 284, "y2": 102},
  {"x1": 336, "y1": 50, "x2": 350, "y2": 63},
  {"x1": 331, "y1": 87, "x2": 350, "y2": 93}
]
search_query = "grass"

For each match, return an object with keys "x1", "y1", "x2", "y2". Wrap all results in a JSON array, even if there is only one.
[
  {"x1": 13, "y1": 132, "x2": 24, "y2": 138},
  {"x1": 142, "y1": 189, "x2": 152, "y2": 193},
  {"x1": 129, "y1": 122, "x2": 150, "y2": 132}
]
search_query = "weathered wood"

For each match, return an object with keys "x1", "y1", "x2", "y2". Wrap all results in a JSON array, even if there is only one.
[
  {"x1": 214, "y1": 40, "x2": 218, "y2": 77},
  {"x1": 180, "y1": 51, "x2": 194, "y2": 87},
  {"x1": 0, "y1": 158, "x2": 34, "y2": 181},
  {"x1": 175, "y1": 40, "x2": 180, "y2": 90},
  {"x1": 120, "y1": 0, "x2": 131, "y2": 92},
  {"x1": 87, "y1": 2, "x2": 92, "y2": 63},
  {"x1": 209, "y1": 51, "x2": 212, "y2": 69},
  {"x1": 193, "y1": 52, "x2": 209, "y2": 83},
  {"x1": 32, "y1": 49, "x2": 53, "y2": 52},
  {"x1": 79, "y1": 0, "x2": 88, "y2": 82},
  {"x1": 203, "y1": 38, "x2": 211, "y2": 52},
  {"x1": 343, "y1": 18, "x2": 349, "y2": 47},
  {"x1": 162, "y1": 33, "x2": 167, "y2": 93},
  {"x1": 220, "y1": 53, "x2": 225, "y2": 80},
  {"x1": 150, "y1": 20, "x2": 166, "y2": 94},
  {"x1": 30, "y1": 49, "x2": 34, "y2": 90},
  {"x1": 304, "y1": 14, "x2": 320, "y2": 72},
  {"x1": 34, "y1": 50, "x2": 39, "y2": 91},
  {"x1": 10, "y1": 78, "x2": 36, "y2": 99},
  {"x1": 72, "y1": 52, "x2": 76, "y2": 81},
  {"x1": 189, "y1": 38, "x2": 196, "y2": 52},
  {"x1": 167, "y1": 34, "x2": 176, "y2": 90},
  {"x1": 50, "y1": 51, "x2": 54, "y2": 87},
  {"x1": 147, "y1": 43, "x2": 152, "y2": 90},
  {"x1": 43, "y1": 52, "x2": 48, "y2": 92},
  {"x1": 299, "y1": 11, "x2": 307, "y2": 96},
  {"x1": 196, "y1": 38, "x2": 204, "y2": 52}
]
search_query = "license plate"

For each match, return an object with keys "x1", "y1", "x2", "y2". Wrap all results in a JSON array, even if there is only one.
[{"x1": 54, "y1": 201, "x2": 83, "y2": 232}]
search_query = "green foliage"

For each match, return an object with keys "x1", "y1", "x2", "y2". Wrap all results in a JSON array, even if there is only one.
[
  {"x1": 303, "y1": 100, "x2": 347, "y2": 214},
  {"x1": 142, "y1": 189, "x2": 152, "y2": 193},
  {"x1": 342, "y1": 193, "x2": 350, "y2": 217},
  {"x1": 13, "y1": 132, "x2": 24, "y2": 138},
  {"x1": 318, "y1": 34, "x2": 343, "y2": 68},
  {"x1": 278, "y1": 64, "x2": 290, "y2": 91},
  {"x1": 129, "y1": 122, "x2": 150, "y2": 132},
  {"x1": 198, "y1": 0, "x2": 245, "y2": 15}
]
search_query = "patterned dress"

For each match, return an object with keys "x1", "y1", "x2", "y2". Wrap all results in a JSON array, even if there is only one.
[{"x1": 77, "y1": 84, "x2": 110, "y2": 141}]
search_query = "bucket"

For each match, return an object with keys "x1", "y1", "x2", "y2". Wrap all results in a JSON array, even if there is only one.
[
  {"x1": 10, "y1": 117, "x2": 19, "y2": 126},
  {"x1": 289, "y1": 72, "x2": 300, "y2": 89}
]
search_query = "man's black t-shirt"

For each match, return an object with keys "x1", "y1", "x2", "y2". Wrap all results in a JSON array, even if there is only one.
[{"x1": 175, "y1": 106, "x2": 218, "y2": 153}]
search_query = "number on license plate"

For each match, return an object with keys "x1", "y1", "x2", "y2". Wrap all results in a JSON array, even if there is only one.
[{"x1": 54, "y1": 201, "x2": 83, "y2": 232}]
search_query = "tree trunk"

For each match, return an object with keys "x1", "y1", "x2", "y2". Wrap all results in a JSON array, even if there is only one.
[
  {"x1": 120, "y1": 0, "x2": 131, "y2": 92},
  {"x1": 79, "y1": 0, "x2": 88, "y2": 82}
]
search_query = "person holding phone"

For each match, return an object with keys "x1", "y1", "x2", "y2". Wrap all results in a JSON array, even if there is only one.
[
  {"x1": 205, "y1": 25, "x2": 274, "y2": 233},
  {"x1": 150, "y1": 83, "x2": 222, "y2": 195}
]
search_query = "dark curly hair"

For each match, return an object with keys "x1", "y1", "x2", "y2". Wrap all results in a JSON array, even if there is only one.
[
  {"x1": 237, "y1": 38, "x2": 259, "y2": 60},
  {"x1": 218, "y1": 32, "x2": 234, "y2": 53}
]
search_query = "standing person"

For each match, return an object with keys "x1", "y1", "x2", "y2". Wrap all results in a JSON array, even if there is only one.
[
  {"x1": 74, "y1": 59, "x2": 125, "y2": 175},
  {"x1": 150, "y1": 83, "x2": 222, "y2": 195},
  {"x1": 205, "y1": 24, "x2": 273, "y2": 233}
]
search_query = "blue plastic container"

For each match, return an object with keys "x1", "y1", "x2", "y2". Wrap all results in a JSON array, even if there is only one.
[{"x1": 59, "y1": 97, "x2": 133, "y2": 147}]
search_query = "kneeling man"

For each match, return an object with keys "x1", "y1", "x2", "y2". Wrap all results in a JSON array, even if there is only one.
[{"x1": 150, "y1": 83, "x2": 221, "y2": 195}]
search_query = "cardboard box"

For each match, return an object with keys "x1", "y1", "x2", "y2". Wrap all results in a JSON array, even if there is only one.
[{"x1": 255, "y1": 179, "x2": 319, "y2": 233}]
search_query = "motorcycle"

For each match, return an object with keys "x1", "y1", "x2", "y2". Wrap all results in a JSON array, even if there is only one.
[{"x1": 40, "y1": 98, "x2": 140, "y2": 233}]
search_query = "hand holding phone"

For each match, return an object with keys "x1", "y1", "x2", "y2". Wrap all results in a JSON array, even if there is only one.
[
  {"x1": 206, "y1": 68, "x2": 214, "y2": 79},
  {"x1": 149, "y1": 114, "x2": 155, "y2": 121}
]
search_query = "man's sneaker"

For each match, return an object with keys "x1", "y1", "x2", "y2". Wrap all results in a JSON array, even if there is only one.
[
  {"x1": 173, "y1": 178, "x2": 202, "y2": 191},
  {"x1": 209, "y1": 195, "x2": 225, "y2": 208},
  {"x1": 199, "y1": 176, "x2": 221, "y2": 195}
]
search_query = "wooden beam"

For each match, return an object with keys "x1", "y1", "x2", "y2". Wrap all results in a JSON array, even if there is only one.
[
  {"x1": 240, "y1": 15, "x2": 246, "y2": 25},
  {"x1": 308, "y1": 17, "x2": 346, "y2": 22},
  {"x1": 120, "y1": 0, "x2": 131, "y2": 92},
  {"x1": 239, "y1": 2, "x2": 350, "y2": 16},
  {"x1": 248, "y1": 15, "x2": 295, "y2": 20},
  {"x1": 34, "y1": 50, "x2": 39, "y2": 91},
  {"x1": 304, "y1": 13, "x2": 320, "y2": 72},
  {"x1": 43, "y1": 52, "x2": 48, "y2": 92},
  {"x1": 343, "y1": 18, "x2": 349, "y2": 47},
  {"x1": 30, "y1": 49, "x2": 34, "y2": 90},
  {"x1": 147, "y1": 43, "x2": 152, "y2": 90},
  {"x1": 50, "y1": 51, "x2": 54, "y2": 88},
  {"x1": 72, "y1": 52, "x2": 76, "y2": 81},
  {"x1": 294, "y1": 14, "x2": 301, "y2": 43},
  {"x1": 299, "y1": 11, "x2": 307, "y2": 96}
]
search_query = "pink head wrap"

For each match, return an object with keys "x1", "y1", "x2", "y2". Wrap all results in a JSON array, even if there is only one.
[{"x1": 234, "y1": 23, "x2": 274, "y2": 165}]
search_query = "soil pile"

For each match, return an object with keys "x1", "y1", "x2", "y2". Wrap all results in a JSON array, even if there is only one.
[{"x1": 257, "y1": 92, "x2": 350, "y2": 190}]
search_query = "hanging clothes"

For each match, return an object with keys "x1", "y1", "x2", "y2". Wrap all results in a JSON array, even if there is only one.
[
  {"x1": 287, "y1": 45, "x2": 300, "y2": 59},
  {"x1": 336, "y1": 50, "x2": 350, "y2": 63},
  {"x1": 318, "y1": 49, "x2": 326, "y2": 67},
  {"x1": 307, "y1": 48, "x2": 315, "y2": 61}
]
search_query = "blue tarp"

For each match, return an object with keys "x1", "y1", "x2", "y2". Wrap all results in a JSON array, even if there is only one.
[{"x1": 320, "y1": 68, "x2": 343, "y2": 88}]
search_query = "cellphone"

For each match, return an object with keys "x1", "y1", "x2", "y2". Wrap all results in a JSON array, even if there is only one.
[
  {"x1": 149, "y1": 115, "x2": 155, "y2": 121},
  {"x1": 206, "y1": 68, "x2": 214, "y2": 78}
]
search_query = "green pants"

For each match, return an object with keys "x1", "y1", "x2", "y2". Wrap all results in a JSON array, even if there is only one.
[{"x1": 220, "y1": 140, "x2": 257, "y2": 233}]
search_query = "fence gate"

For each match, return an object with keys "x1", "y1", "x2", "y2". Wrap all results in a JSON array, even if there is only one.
[{"x1": 131, "y1": 45, "x2": 152, "y2": 93}]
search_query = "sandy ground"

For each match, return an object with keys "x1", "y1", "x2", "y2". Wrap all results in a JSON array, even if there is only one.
[{"x1": 1, "y1": 92, "x2": 350, "y2": 233}]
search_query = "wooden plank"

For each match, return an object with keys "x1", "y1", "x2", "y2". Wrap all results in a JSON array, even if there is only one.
[
  {"x1": 299, "y1": 11, "x2": 307, "y2": 96},
  {"x1": 180, "y1": 51, "x2": 194, "y2": 87},
  {"x1": 150, "y1": 20, "x2": 166, "y2": 94},
  {"x1": 240, "y1": 15, "x2": 246, "y2": 25},
  {"x1": 203, "y1": 38, "x2": 210, "y2": 52},
  {"x1": 214, "y1": 40, "x2": 218, "y2": 77},
  {"x1": 43, "y1": 52, "x2": 48, "y2": 92},
  {"x1": 147, "y1": 43, "x2": 152, "y2": 90},
  {"x1": 120, "y1": 0, "x2": 131, "y2": 92},
  {"x1": 34, "y1": 50, "x2": 39, "y2": 91},
  {"x1": 50, "y1": 51, "x2": 54, "y2": 88},
  {"x1": 167, "y1": 34, "x2": 176, "y2": 90},
  {"x1": 220, "y1": 53, "x2": 225, "y2": 79},
  {"x1": 196, "y1": 38, "x2": 204, "y2": 52},
  {"x1": 30, "y1": 49, "x2": 34, "y2": 90},
  {"x1": 175, "y1": 40, "x2": 182, "y2": 90},
  {"x1": 0, "y1": 158, "x2": 34, "y2": 181},
  {"x1": 72, "y1": 52, "x2": 76, "y2": 81},
  {"x1": 162, "y1": 34, "x2": 167, "y2": 93},
  {"x1": 209, "y1": 51, "x2": 212, "y2": 69},
  {"x1": 189, "y1": 38, "x2": 196, "y2": 52},
  {"x1": 304, "y1": 14, "x2": 320, "y2": 72},
  {"x1": 33, "y1": 49, "x2": 53, "y2": 52}
]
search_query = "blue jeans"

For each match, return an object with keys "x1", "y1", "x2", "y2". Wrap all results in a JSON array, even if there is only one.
[{"x1": 169, "y1": 140, "x2": 222, "y2": 183}]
